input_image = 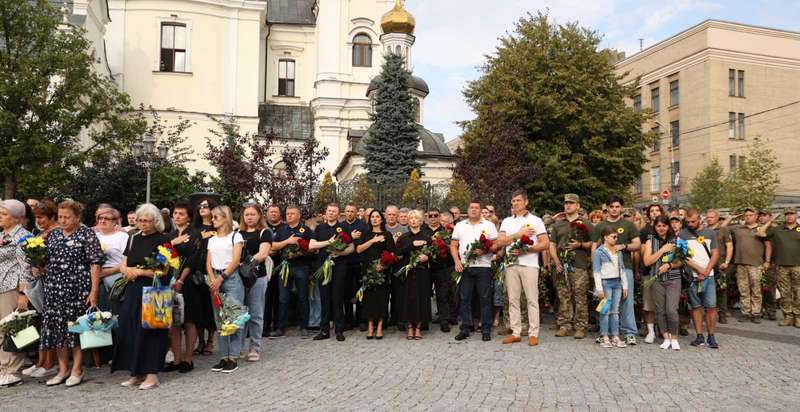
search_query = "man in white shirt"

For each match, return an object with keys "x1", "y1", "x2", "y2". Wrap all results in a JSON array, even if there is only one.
[
  {"x1": 497, "y1": 191, "x2": 550, "y2": 346},
  {"x1": 451, "y1": 201, "x2": 500, "y2": 341}
]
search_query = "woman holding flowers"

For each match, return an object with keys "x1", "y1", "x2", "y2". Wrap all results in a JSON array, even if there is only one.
[
  {"x1": 395, "y1": 210, "x2": 433, "y2": 340},
  {"x1": 113, "y1": 204, "x2": 171, "y2": 390},
  {"x1": 94, "y1": 207, "x2": 129, "y2": 310},
  {"x1": 0, "y1": 200, "x2": 33, "y2": 387},
  {"x1": 238, "y1": 203, "x2": 272, "y2": 361},
  {"x1": 356, "y1": 210, "x2": 395, "y2": 339},
  {"x1": 40, "y1": 200, "x2": 103, "y2": 387},
  {"x1": 592, "y1": 225, "x2": 629, "y2": 349},
  {"x1": 206, "y1": 205, "x2": 245, "y2": 373},
  {"x1": 643, "y1": 215, "x2": 682, "y2": 350}
]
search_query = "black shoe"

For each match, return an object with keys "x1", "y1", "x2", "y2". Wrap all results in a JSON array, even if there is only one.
[
  {"x1": 440, "y1": 324, "x2": 451, "y2": 333},
  {"x1": 358, "y1": 323, "x2": 368, "y2": 332},
  {"x1": 307, "y1": 326, "x2": 321, "y2": 331},
  {"x1": 163, "y1": 362, "x2": 180, "y2": 372},
  {"x1": 221, "y1": 359, "x2": 238, "y2": 373},
  {"x1": 269, "y1": 329, "x2": 285, "y2": 339},
  {"x1": 454, "y1": 332, "x2": 469, "y2": 341},
  {"x1": 482, "y1": 333, "x2": 491, "y2": 342},
  {"x1": 366, "y1": 334, "x2": 374, "y2": 340},
  {"x1": 449, "y1": 319, "x2": 458, "y2": 326},
  {"x1": 343, "y1": 324, "x2": 354, "y2": 332},
  {"x1": 211, "y1": 359, "x2": 226, "y2": 372},
  {"x1": 336, "y1": 332, "x2": 346, "y2": 342},
  {"x1": 313, "y1": 332, "x2": 330, "y2": 341},
  {"x1": 752, "y1": 316, "x2": 761, "y2": 324},
  {"x1": 421, "y1": 323, "x2": 429, "y2": 331},
  {"x1": 178, "y1": 361, "x2": 193, "y2": 373}
]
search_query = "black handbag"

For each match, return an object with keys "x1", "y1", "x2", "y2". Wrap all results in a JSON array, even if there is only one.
[{"x1": 237, "y1": 229, "x2": 264, "y2": 288}]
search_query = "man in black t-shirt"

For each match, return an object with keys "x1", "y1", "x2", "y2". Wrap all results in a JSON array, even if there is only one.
[
  {"x1": 342, "y1": 203, "x2": 368, "y2": 331},
  {"x1": 423, "y1": 208, "x2": 455, "y2": 332},
  {"x1": 262, "y1": 204, "x2": 286, "y2": 337},
  {"x1": 309, "y1": 203, "x2": 354, "y2": 341},
  {"x1": 271, "y1": 205, "x2": 313, "y2": 337}
]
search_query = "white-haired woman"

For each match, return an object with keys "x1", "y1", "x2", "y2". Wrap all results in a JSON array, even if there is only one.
[
  {"x1": 113, "y1": 204, "x2": 170, "y2": 390},
  {"x1": 206, "y1": 205, "x2": 244, "y2": 373},
  {"x1": 40, "y1": 200, "x2": 103, "y2": 387}
]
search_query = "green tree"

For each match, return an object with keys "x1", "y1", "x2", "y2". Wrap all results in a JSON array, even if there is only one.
[
  {"x1": 725, "y1": 137, "x2": 781, "y2": 212},
  {"x1": 445, "y1": 178, "x2": 472, "y2": 212},
  {"x1": 402, "y1": 170, "x2": 426, "y2": 208},
  {"x1": 363, "y1": 52, "x2": 421, "y2": 185},
  {"x1": 457, "y1": 12, "x2": 650, "y2": 212},
  {"x1": 350, "y1": 175, "x2": 376, "y2": 208},
  {"x1": 312, "y1": 172, "x2": 337, "y2": 214},
  {"x1": 0, "y1": 0, "x2": 141, "y2": 198},
  {"x1": 689, "y1": 158, "x2": 726, "y2": 211}
]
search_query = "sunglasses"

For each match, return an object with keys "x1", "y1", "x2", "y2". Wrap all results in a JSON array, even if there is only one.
[
  {"x1": 242, "y1": 200, "x2": 258, "y2": 208},
  {"x1": 199, "y1": 203, "x2": 210, "y2": 209},
  {"x1": 427, "y1": 213, "x2": 439, "y2": 218},
  {"x1": 212, "y1": 215, "x2": 224, "y2": 220},
  {"x1": 96, "y1": 216, "x2": 115, "y2": 222}
]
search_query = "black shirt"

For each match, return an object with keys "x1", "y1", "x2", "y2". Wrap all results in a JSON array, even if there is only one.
[
  {"x1": 423, "y1": 224, "x2": 454, "y2": 269},
  {"x1": 341, "y1": 218, "x2": 368, "y2": 264},
  {"x1": 275, "y1": 222, "x2": 314, "y2": 266},
  {"x1": 395, "y1": 229, "x2": 432, "y2": 270},
  {"x1": 356, "y1": 230, "x2": 396, "y2": 263},
  {"x1": 240, "y1": 228, "x2": 273, "y2": 277},
  {"x1": 313, "y1": 221, "x2": 349, "y2": 263},
  {"x1": 124, "y1": 231, "x2": 170, "y2": 267},
  {"x1": 168, "y1": 226, "x2": 200, "y2": 273}
]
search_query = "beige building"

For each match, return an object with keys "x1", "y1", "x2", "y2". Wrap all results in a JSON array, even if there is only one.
[{"x1": 615, "y1": 20, "x2": 800, "y2": 205}]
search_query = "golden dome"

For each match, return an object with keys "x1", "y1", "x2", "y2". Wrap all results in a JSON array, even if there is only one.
[{"x1": 381, "y1": 0, "x2": 415, "y2": 35}]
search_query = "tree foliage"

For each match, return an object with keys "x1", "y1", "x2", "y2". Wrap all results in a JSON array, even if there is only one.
[
  {"x1": 457, "y1": 12, "x2": 650, "y2": 212},
  {"x1": 689, "y1": 158, "x2": 726, "y2": 211},
  {"x1": 402, "y1": 170, "x2": 426, "y2": 208},
  {"x1": 445, "y1": 178, "x2": 472, "y2": 212},
  {"x1": 363, "y1": 52, "x2": 421, "y2": 185},
  {"x1": 312, "y1": 172, "x2": 337, "y2": 214},
  {"x1": 0, "y1": 0, "x2": 141, "y2": 198},
  {"x1": 270, "y1": 136, "x2": 329, "y2": 218},
  {"x1": 725, "y1": 136, "x2": 780, "y2": 212},
  {"x1": 350, "y1": 175, "x2": 376, "y2": 208}
]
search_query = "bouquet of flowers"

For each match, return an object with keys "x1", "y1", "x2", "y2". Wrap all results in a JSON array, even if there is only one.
[
  {"x1": 452, "y1": 270, "x2": 462, "y2": 285},
  {"x1": 311, "y1": 230, "x2": 352, "y2": 287},
  {"x1": 17, "y1": 234, "x2": 47, "y2": 267},
  {"x1": 431, "y1": 229, "x2": 452, "y2": 259},
  {"x1": 275, "y1": 238, "x2": 311, "y2": 287},
  {"x1": 0, "y1": 310, "x2": 39, "y2": 352},
  {"x1": 646, "y1": 239, "x2": 695, "y2": 290},
  {"x1": 499, "y1": 234, "x2": 535, "y2": 274},
  {"x1": 109, "y1": 243, "x2": 181, "y2": 302},
  {"x1": 462, "y1": 233, "x2": 494, "y2": 270},
  {"x1": 217, "y1": 293, "x2": 251, "y2": 336},
  {"x1": 558, "y1": 222, "x2": 590, "y2": 273},
  {"x1": 67, "y1": 310, "x2": 117, "y2": 333},
  {"x1": 394, "y1": 244, "x2": 437, "y2": 280},
  {"x1": 356, "y1": 251, "x2": 397, "y2": 302}
]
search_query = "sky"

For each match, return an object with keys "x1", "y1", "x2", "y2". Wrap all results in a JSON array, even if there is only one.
[{"x1": 404, "y1": 0, "x2": 800, "y2": 142}]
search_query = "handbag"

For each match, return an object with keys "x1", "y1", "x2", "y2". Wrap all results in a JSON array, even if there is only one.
[
  {"x1": 2, "y1": 325, "x2": 40, "y2": 352},
  {"x1": 79, "y1": 330, "x2": 113, "y2": 349},
  {"x1": 237, "y1": 229, "x2": 263, "y2": 288},
  {"x1": 24, "y1": 277, "x2": 45, "y2": 313},
  {"x1": 141, "y1": 276, "x2": 174, "y2": 329},
  {"x1": 172, "y1": 292, "x2": 185, "y2": 327}
]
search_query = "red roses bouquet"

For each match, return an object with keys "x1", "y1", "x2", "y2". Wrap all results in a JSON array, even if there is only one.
[
  {"x1": 431, "y1": 229, "x2": 452, "y2": 259},
  {"x1": 276, "y1": 238, "x2": 311, "y2": 287},
  {"x1": 462, "y1": 233, "x2": 493, "y2": 271},
  {"x1": 356, "y1": 251, "x2": 397, "y2": 302},
  {"x1": 311, "y1": 230, "x2": 352, "y2": 287}
]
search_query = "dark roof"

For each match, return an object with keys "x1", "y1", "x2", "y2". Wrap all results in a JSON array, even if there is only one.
[
  {"x1": 267, "y1": 0, "x2": 316, "y2": 25},
  {"x1": 367, "y1": 75, "x2": 430, "y2": 97}
]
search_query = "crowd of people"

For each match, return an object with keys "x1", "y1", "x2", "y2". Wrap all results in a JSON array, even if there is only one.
[{"x1": 0, "y1": 190, "x2": 798, "y2": 389}]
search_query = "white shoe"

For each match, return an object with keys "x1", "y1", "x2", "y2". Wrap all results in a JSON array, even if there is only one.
[
  {"x1": 29, "y1": 366, "x2": 57, "y2": 378},
  {"x1": 65, "y1": 374, "x2": 83, "y2": 387},
  {"x1": 670, "y1": 340, "x2": 681, "y2": 351},
  {"x1": 21, "y1": 365, "x2": 39, "y2": 376},
  {"x1": 659, "y1": 339, "x2": 671, "y2": 349},
  {"x1": 644, "y1": 332, "x2": 656, "y2": 344},
  {"x1": 0, "y1": 374, "x2": 23, "y2": 387},
  {"x1": 46, "y1": 374, "x2": 68, "y2": 386}
]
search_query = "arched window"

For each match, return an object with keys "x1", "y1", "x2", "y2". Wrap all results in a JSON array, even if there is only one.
[{"x1": 352, "y1": 34, "x2": 372, "y2": 67}]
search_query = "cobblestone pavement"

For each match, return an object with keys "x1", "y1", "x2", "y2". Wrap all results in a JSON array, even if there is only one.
[{"x1": 4, "y1": 315, "x2": 800, "y2": 411}]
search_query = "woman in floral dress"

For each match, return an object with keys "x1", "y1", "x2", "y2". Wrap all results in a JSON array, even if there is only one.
[{"x1": 40, "y1": 200, "x2": 103, "y2": 387}]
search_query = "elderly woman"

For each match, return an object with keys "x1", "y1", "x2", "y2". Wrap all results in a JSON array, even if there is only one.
[
  {"x1": 0, "y1": 200, "x2": 33, "y2": 387},
  {"x1": 40, "y1": 200, "x2": 103, "y2": 387},
  {"x1": 113, "y1": 204, "x2": 171, "y2": 390},
  {"x1": 94, "y1": 207, "x2": 128, "y2": 310},
  {"x1": 395, "y1": 210, "x2": 433, "y2": 340}
]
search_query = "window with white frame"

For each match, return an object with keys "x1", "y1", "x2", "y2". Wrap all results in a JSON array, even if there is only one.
[
  {"x1": 160, "y1": 23, "x2": 187, "y2": 72},
  {"x1": 278, "y1": 59, "x2": 295, "y2": 97}
]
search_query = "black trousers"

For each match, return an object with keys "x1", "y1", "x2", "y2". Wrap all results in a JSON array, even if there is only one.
[
  {"x1": 320, "y1": 262, "x2": 348, "y2": 333},
  {"x1": 344, "y1": 262, "x2": 362, "y2": 326},
  {"x1": 263, "y1": 271, "x2": 280, "y2": 335},
  {"x1": 431, "y1": 266, "x2": 454, "y2": 324}
]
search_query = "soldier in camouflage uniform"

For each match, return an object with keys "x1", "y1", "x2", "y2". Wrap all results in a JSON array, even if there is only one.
[
  {"x1": 548, "y1": 194, "x2": 593, "y2": 339},
  {"x1": 758, "y1": 211, "x2": 778, "y2": 320}
]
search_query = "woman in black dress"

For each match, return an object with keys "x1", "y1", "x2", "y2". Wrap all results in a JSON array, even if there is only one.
[
  {"x1": 113, "y1": 204, "x2": 171, "y2": 390},
  {"x1": 395, "y1": 210, "x2": 433, "y2": 340},
  {"x1": 165, "y1": 202, "x2": 200, "y2": 373},
  {"x1": 355, "y1": 210, "x2": 395, "y2": 339},
  {"x1": 185, "y1": 197, "x2": 219, "y2": 356}
]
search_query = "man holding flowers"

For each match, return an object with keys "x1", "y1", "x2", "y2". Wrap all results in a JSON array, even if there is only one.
[
  {"x1": 548, "y1": 194, "x2": 593, "y2": 340},
  {"x1": 451, "y1": 201, "x2": 500, "y2": 342},
  {"x1": 680, "y1": 209, "x2": 720, "y2": 348},
  {"x1": 496, "y1": 191, "x2": 549, "y2": 347}
]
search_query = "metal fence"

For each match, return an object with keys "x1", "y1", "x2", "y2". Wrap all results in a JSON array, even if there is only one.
[{"x1": 336, "y1": 179, "x2": 452, "y2": 211}]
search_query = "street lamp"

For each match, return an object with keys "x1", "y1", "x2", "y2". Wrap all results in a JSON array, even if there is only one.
[
  {"x1": 133, "y1": 135, "x2": 169, "y2": 204},
  {"x1": 654, "y1": 121, "x2": 679, "y2": 207}
]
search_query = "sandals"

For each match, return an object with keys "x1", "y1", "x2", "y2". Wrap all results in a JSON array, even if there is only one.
[
  {"x1": 406, "y1": 327, "x2": 414, "y2": 340},
  {"x1": 414, "y1": 328, "x2": 422, "y2": 340}
]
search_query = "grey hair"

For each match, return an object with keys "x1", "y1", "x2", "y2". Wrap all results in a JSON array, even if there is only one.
[
  {"x1": 399, "y1": 207, "x2": 411, "y2": 214},
  {"x1": 135, "y1": 203, "x2": 165, "y2": 233}
]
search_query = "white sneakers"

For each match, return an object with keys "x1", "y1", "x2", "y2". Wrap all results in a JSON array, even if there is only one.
[
  {"x1": 24, "y1": 366, "x2": 57, "y2": 378},
  {"x1": 644, "y1": 332, "x2": 656, "y2": 344},
  {"x1": 660, "y1": 339, "x2": 671, "y2": 349},
  {"x1": 21, "y1": 364, "x2": 39, "y2": 376},
  {"x1": 0, "y1": 374, "x2": 23, "y2": 387},
  {"x1": 670, "y1": 340, "x2": 681, "y2": 351}
]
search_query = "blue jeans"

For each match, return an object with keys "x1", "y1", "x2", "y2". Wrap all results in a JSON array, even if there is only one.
[
  {"x1": 619, "y1": 268, "x2": 637, "y2": 337},
  {"x1": 278, "y1": 264, "x2": 310, "y2": 330},
  {"x1": 217, "y1": 272, "x2": 245, "y2": 359},
  {"x1": 688, "y1": 277, "x2": 717, "y2": 309},
  {"x1": 600, "y1": 278, "x2": 623, "y2": 337},
  {"x1": 308, "y1": 282, "x2": 321, "y2": 328},
  {"x1": 243, "y1": 276, "x2": 267, "y2": 352},
  {"x1": 459, "y1": 267, "x2": 493, "y2": 335}
]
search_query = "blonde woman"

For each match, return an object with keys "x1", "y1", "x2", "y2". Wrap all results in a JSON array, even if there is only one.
[{"x1": 206, "y1": 206, "x2": 244, "y2": 373}]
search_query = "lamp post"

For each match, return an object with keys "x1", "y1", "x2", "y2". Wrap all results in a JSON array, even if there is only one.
[
  {"x1": 133, "y1": 135, "x2": 169, "y2": 204},
  {"x1": 654, "y1": 121, "x2": 678, "y2": 207}
]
